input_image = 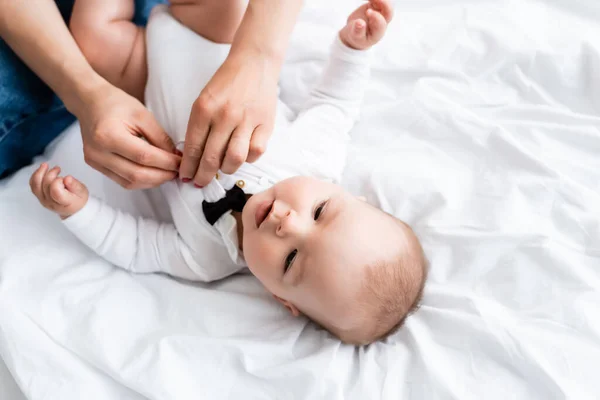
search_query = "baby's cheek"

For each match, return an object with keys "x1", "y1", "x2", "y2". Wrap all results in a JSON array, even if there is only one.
[{"x1": 245, "y1": 239, "x2": 277, "y2": 282}]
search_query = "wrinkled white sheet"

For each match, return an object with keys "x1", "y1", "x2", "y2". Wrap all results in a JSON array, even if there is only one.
[
  {"x1": 1, "y1": 0, "x2": 600, "y2": 398},
  {"x1": 0, "y1": 356, "x2": 25, "y2": 400}
]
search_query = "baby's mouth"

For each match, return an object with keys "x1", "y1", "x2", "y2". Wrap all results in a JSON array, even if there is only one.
[{"x1": 255, "y1": 200, "x2": 274, "y2": 229}]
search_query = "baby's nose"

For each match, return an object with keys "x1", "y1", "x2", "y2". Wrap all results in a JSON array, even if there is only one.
[
  {"x1": 271, "y1": 200, "x2": 290, "y2": 220},
  {"x1": 276, "y1": 210, "x2": 304, "y2": 237}
]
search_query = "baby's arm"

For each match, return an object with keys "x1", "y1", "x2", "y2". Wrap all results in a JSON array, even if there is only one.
[
  {"x1": 29, "y1": 164, "x2": 210, "y2": 281},
  {"x1": 298, "y1": 0, "x2": 393, "y2": 126},
  {"x1": 61, "y1": 196, "x2": 207, "y2": 281},
  {"x1": 286, "y1": 0, "x2": 392, "y2": 178},
  {"x1": 69, "y1": 0, "x2": 147, "y2": 101}
]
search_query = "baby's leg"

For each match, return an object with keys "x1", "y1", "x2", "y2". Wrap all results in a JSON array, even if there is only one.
[
  {"x1": 169, "y1": 0, "x2": 247, "y2": 44},
  {"x1": 70, "y1": 0, "x2": 147, "y2": 101}
]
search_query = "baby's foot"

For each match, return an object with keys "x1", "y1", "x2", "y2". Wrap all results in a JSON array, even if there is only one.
[
  {"x1": 30, "y1": 163, "x2": 89, "y2": 220},
  {"x1": 339, "y1": 0, "x2": 394, "y2": 50}
]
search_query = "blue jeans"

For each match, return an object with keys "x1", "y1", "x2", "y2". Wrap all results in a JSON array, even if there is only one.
[{"x1": 0, "y1": 0, "x2": 167, "y2": 180}]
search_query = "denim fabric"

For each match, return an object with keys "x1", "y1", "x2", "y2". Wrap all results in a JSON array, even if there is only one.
[{"x1": 0, "y1": 0, "x2": 167, "y2": 179}]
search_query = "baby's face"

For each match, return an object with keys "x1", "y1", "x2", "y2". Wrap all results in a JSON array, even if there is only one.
[{"x1": 242, "y1": 176, "x2": 403, "y2": 329}]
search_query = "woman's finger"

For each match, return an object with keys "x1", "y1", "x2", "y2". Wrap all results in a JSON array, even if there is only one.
[
  {"x1": 136, "y1": 110, "x2": 176, "y2": 154},
  {"x1": 247, "y1": 123, "x2": 271, "y2": 163},
  {"x1": 220, "y1": 121, "x2": 253, "y2": 174},
  {"x1": 92, "y1": 152, "x2": 176, "y2": 189},
  {"x1": 87, "y1": 160, "x2": 133, "y2": 189},
  {"x1": 194, "y1": 117, "x2": 239, "y2": 186},
  {"x1": 109, "y1": 131, "x2": 180, "y2": 172},
  {"x1": 180, "y1": 96, "x2": 213, "y2": 181}
]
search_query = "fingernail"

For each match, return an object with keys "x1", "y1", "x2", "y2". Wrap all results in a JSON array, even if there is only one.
[
  {"x1": 194, "y1": 184, "x2": 204, "y2": 189},
  {"x1": 182, "y1": 178, "x2": 191, "y2": 183}
]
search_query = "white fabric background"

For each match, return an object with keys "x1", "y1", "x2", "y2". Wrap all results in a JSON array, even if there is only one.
[
  {"x1": 1, "y1": 0, "x2": 600, "y2": 398},
  {"x1": 0, "y1": 357, "x2": 25, "y2": 400}
]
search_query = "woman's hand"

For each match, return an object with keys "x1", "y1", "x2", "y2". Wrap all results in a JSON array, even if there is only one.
[
  {"x1": 179, "y1": 51, "x2": 278, "y2": 187},
  {"x1": 76, "y1": 83, "x2": 181, "y2": 189},
  {"x1": 0, "y1": 1, "x2": 179, "y2": 190}
]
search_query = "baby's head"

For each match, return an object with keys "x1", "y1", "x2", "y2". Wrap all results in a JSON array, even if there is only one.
[{"x1": 242, "y1": 177, "x2": 427, "y2": 345}]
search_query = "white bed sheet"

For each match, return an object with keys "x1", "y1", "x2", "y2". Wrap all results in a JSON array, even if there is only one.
[
  {"x1": 1, "y1": 0, "x2": 600, "y2": 398},
  {"x1": 0, "y1": 356, "x2": 25, "y2": 400}
]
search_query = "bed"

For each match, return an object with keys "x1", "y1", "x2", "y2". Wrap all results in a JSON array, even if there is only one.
[{"x1": 1, "y1": 0, "x2": 599, "y2": 398}]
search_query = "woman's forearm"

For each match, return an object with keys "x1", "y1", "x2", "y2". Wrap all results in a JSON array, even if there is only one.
[
  {"x1": 230, "y1": 0, "x2": 303, "y2": 66},
  {"x1": 0, "y1": 0, "x2": 107, "y2": 117}
]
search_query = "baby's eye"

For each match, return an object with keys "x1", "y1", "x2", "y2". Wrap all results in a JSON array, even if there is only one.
[
  {"x1": 285, "y1": 249, "x2": 297, "y2": 273},
  {"x1": 314, "y1": 201, "x2": 327, "y2": 221}
]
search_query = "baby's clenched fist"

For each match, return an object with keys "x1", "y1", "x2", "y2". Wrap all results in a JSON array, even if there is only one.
[
  {"x1": 30, "y1": 163, "x2": 89, "y2": 220},
  {"x1": 339, "y1": 0, "x2": 393, "y2": 50}
]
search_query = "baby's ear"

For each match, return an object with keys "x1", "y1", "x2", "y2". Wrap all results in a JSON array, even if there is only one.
[{"x1": 272, "y1": 294, "x2": 301, "y2": 317}]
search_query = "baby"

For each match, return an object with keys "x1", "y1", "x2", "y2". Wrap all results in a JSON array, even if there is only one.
[{"x1": 30, "y1": 0, "x2": 426, "y2": 345}]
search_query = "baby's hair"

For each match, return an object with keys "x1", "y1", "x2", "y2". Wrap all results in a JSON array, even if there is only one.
[
  {"x1": 303, "y1": 212, "x2": 428, "y2": 346},
  {"x1": 359, "y1": 218, "x2": 428, "y2": 344}
]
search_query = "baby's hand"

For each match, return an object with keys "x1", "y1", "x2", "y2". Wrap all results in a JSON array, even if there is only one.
[
  {"x1": 30, "y1": 163, "x2": 89, "y2": 220},
  {"x1": 339, "y1": 0, "x2": 393, "y2": 50}
]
